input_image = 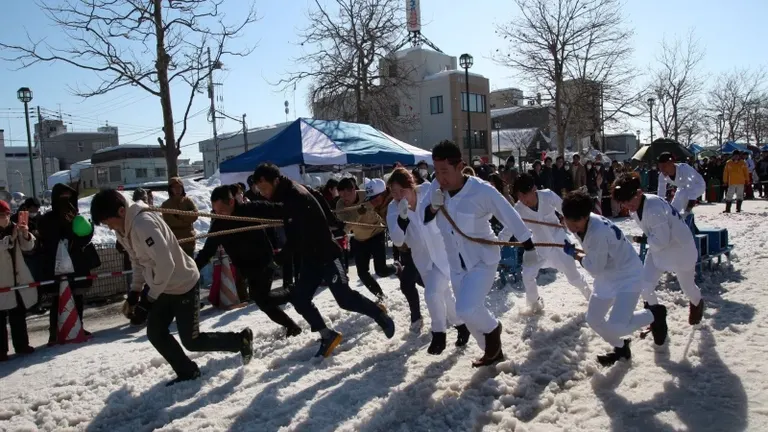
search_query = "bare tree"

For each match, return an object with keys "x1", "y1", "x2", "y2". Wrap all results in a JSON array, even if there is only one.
[
  {"x1": 495, "y1": 0, "x2": 641, "y2": 156},
  {"x1": 645, "y1": 31, "x2": 705, "y2": 142},
  {"x1": 1, "y1": 0, "x2": 257, "y2": 178},
  {"x1": 743, "y1": 94, "x2": 768, "y2": 145},
  {"x1": 707, "y1": 68, "x2": 766, "y2": 142},
  {"x1": 279, "y1": 0, "x2": 416, "y2": 135}
]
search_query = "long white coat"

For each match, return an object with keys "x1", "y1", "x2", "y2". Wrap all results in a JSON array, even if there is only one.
[
  {"x1": 424, "y1": 177, "x2": 531, "y2": 272},
  {"x1": 657, "y1": 163, "x2": 706, "y2": 212},
  {"x1": 631, "y1": 193, "x2": 697, "y2": 270},
  {"x1": 514, "y1": 189, "x2": 566, "y2": 244},
  {"x1": 580, "y1": 213, "x2": 643, "y2": 299},
  {"x1": 0, "y1": 227, "x2": 37, "y2": 310},
  {"x1": 387, "y1": 181, "x2": 450, "y2": 278}
]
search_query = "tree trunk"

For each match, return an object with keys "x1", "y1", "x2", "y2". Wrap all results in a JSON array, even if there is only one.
[
  {"x1": 153, "y1": 0, "x2": 178, "y2": 179},
  {"x1": 555, "y1": 83, "x2": 565, "y2": 156}
]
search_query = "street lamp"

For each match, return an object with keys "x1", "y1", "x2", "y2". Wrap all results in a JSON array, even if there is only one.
[
  {"x1": 636, "y1": 129, "x2": 641, "y2": 150},
  {"x1": 718, "y1": 113, "x2": 724, "y2": 152},
  {"x1": 459, "y1": 53, "x2": 473, "y2": 160},
  {"x1": 647, "y1": 97, "x2": 655, "y2": 144},
  {"x1": 493, "y1": 120, "x2": 501, "y2": 157},
  {"x1": 17, "y1": 87, "x2": 36, "y2": 198}
]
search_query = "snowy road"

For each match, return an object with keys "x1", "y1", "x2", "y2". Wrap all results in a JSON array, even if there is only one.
[{"x1": 1, "y1": 200, "x2": 766, "y2": 431}]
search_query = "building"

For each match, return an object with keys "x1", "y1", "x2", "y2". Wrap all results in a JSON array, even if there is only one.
[
  {"x1": 489, "y1": 88, "x2": 525, "y2": 109},
  {"x1": 79, "y1": 145, "x2": 167, "y2": 189},
  {"x1": 603, "y1": 133, "x2": 640, "y2": 161},
  {"x1": 34, "y1": 118, "x2": 120, "y2": 171},
  {"x1": 178, "y1": 159, "x2": 204, "y2": 177},
  {"x1": 3, "y1": 146, "x2": 58, "y2": 198},
  {"x1": 197, "y1": 122, "x2": 291, "y2": 178}
]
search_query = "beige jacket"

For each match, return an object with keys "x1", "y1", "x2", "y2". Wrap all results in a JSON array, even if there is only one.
[
  {"x1": 335, "y1": 190, "x2": 385, "y2": 241},
  {"x1": 116, "y1": 202, "x2": 200, "y2": 299},
  {"x1": 0, "y1": 226, "x2": 37, "y2": 310}
]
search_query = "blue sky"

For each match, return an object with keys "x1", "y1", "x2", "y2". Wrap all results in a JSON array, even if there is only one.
[{"x1": 0, "y1": 0, "x2": 765, "y2": 161}]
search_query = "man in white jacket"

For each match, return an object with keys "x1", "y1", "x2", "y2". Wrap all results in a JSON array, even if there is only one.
[
  {"x1": 512, "y1": 173, "x2": 591, "y2": 311},
  {"x1": 424, "y1": 140, "x2": 544, "y2": 367},
  {"x1": 91, "y1": 189, "x2": 254, "y2": 386},
  {"x1": 612, "y1": 173, "x2": 705, "y2": 325},
  {"x1": 386, "y1": 167, "x2": 470, "y2": 354},
  {"x1": 561, "y1": 190, "x2": 668, "y2": 366},
  {"x1": 656, "y1": 152, "x2": 706, "y2": 214}
]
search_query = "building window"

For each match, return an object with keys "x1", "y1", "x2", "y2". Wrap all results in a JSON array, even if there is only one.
[
  {"x1": 462, "y1": 130, "x2": 488, "y2": 150},
  {"x1": 135, "y1": 168, "x2": 148, "y2": 178},
  {"x1": 109, "y1": 166, "x2": 121, "y2": 182},
  {"x1": 155, "y1": 167, "x2": 166, "y2": 178},
  {"x1": 430, "y1": 96, "x2": 443, "y2": 114},
  {"x1": 96, "y1": 167, "x2": 109, "y2": 184},
  {"x1": 78, "y1": 142, "x2": 84, "y2": 151},
  {"x1": 461, "y1": 93, "x2": 487, "y2": 113}
]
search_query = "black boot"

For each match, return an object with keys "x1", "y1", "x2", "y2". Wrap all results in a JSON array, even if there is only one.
[
  {"x1": 689, "y1": 299, "x2": 705, "y2": 325},
  {"x1": 596, "y1": 339, "x2": 631, "y2": 367},
  {"x1": 736, "y1": 200, "x2": 743, "y2": 212},
  {"x1": 166, "y1": 366, "x2": 201, "y2": 387},
  {"x1": 471, "y1": 323, "x2": 504, "y2": 368},
  {"x1": 648, "y1": 304, "x2": 668, "y2": 346},
  {"x1": 285, "y1": 325, "x2": 302, "y2": 338},
  {"x1": 455, "y1": 324, "x2": 471, "y2": 347},
  {"x1": 240, "y1": 328, "x2": 254, "y2": 365},
  {"x1": 427, "y1": 332, "x2": 447, "y2": 355},
  {"x1": 723, "y1": 201, "x2": 732, "y2": 213}
]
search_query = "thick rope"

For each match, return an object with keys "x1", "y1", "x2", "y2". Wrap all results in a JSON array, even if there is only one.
[
  {"x1": 522, "y1": 218, "x2": 566, "y2": 229},
  {"x1": 178, "y1": 223, "x2": 283, "y2": 244},
  {"x1": 437, "y1": 206, "x2": 584, "y2": 253}
]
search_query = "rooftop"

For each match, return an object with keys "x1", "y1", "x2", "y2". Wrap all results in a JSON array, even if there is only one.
[{"x1": 93, "y1": 144, "x2": 161, "y2": 155}]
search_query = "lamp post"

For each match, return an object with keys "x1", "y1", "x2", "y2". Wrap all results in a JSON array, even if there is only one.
[
  {"x1": 718, "y1": 113, "x2": 724, "y2": 152},
  {"x1": 636, "y1": 129, "x2": 641, "y2": 151},
  {"x1": 493, "y1": 120, "x2": 501, "y2": 159},
  {"x1": 459, "y1": 53, "x2": 473, "y2": 160},
  {"x1": 17, "y1": 87, "x2": 36, "y2": 198},
  {"x1": 647, "y1": 97, "x2": 655, "y2": 144}
]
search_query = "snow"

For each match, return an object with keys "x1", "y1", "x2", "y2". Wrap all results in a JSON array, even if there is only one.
[
  {"x1": 48, "y1": 160, "x2": 92, "y2": 188},
  {"x1": 93, "y1": 145, "x2": 160, "y2": 155},
  {"x1": 1, "y1": 197, "x2": 766, "y2": 431}
]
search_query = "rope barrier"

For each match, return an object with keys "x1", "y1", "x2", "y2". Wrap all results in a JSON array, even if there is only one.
[
  {"x1": 437, "y1": 206, "x2": 585, "y2": 254},
  {"x1": 0, "y1": 270, "x2": 135, "y2": 293}
]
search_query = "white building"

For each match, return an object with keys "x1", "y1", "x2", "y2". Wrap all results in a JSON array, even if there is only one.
[
  {"x1": 80, "y1": 145, "x2": 168, "y2": 189},
  {"x1": 197, "y1": 122, "x2": 291, "y2": 178}
]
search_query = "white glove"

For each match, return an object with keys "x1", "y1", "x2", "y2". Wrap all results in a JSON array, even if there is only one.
[
  {"x1": 522, "y1": 249, "x2": 544, "y2": 269},
  {"x1": 430, "y1": 189, "x2": 444, "y2": 210},
  {"x1": 398, "y1": 198, "x2": 409, "y2": 219}
]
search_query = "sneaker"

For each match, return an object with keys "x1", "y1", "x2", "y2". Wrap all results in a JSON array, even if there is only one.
[
  {"x1": 648, "y1": 304, "x2": 668, "y2": 346},
  {"x1": 240, "y1": 328, "x2": 254, "y2": 365},
  {"x1": 286, "y1": 326, "x2": 303, "y2": 339},
  {"x1": 166, "y1": 367, "x2": 201, "y2": 387},
  {"x1": 689, "y1": 299, "x2": 705, "y2": 325},
  {"x1": 427, "y1": 332, "x2": 447, "y2": 355},
  {"x1": 455, "y1": 324, "x2": 471, "y2": 347},
  {"x1": 375, "y1": 311, "x2": 396, "y2": 339},
  {"x1": 315, "y1": 331, "x2": 343, "y2": 358},
  {"x1": 596, "y1": 339, "x2": 631, "y2": 367}
]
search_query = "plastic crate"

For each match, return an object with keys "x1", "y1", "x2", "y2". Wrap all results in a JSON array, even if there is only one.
[
  {"x1": 699, "y1": 228, "x2": 728, "y2": 254},
  {"x1": 694, "y1": 234, "x2": 708, "y2": 259}
]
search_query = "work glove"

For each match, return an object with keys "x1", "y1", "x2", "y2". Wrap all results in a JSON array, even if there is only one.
[
  {"x1": 430, "y1": 189, "x2": 444, "y2": 211},
  {"x1": 563, "y1": 240, "x2": 578, "y2": 258},
  {"x1": 632, "y1": 235, "x2": 647, "y2": 244},
  {"x1": 130, "y1": 296, "x2": 153, "y2": 326},
  {"x1": 398, "y1": 199, "x2": 409, "y2": 219}
]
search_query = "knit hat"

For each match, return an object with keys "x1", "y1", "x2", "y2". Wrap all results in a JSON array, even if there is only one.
[{"x1": 0, "y1": 200, "x2": 10, "y2": 214}]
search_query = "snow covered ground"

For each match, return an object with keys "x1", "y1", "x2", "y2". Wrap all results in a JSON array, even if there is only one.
[{"x1": 1, "y1": 198, "x2": 766, "y2": 431}]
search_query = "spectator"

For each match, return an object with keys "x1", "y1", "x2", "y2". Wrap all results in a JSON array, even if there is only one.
[
  {"x1": 571, "y1": 154, "x2": 587, "y2": 189},
  {"x1": 552, "y1": 156, "x2": 572, "y2": 196},
  {"x1": 322, "y1": 179, "x2": 340, "y2": 207},
  {"x1": 723, "y1": 150, "x2": 749, "y2": 213},
  {"x1": 530, "y1": 160, "x2": 544, "y2": 189},
  {"x1": 462, "y1": 166, "x2": 476, "y2": 177},
  {"x1": 540, "y1": 157, "x2": 554, "y2": 190},
  {"x1": 648, "y1": 163, "x2": 660, "y2": 194},
  {"x1": 161, "y1": 177, "x2": 198, "y2": 257},
  {"x1": 37, "y1": 184, "x2": 100, "y2": 344},
  {"x1": 416, "y1": 160, "x2": 432, "y2": 181},
  {"x1": 11, "y1": 198, "x2": 41, "y2": 236},
  {"x1": 757, "y1": 152, "x2": 768, "y2": 198},
  {"x1": 488, "y1": 172, "x2": 513, "y2": 204},
  {"x1": 0, "y1": 200, "x2": 36, "y2": 360}
]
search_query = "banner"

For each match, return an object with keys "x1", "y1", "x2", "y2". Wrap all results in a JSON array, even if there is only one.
[{"x1": 407, "y1": 0, "x2": 421, "y2": 32}]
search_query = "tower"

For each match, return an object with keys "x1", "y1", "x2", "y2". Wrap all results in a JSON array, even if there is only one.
[{"x1": 395, "y1": 0, "x2": 442, "y2": 52}]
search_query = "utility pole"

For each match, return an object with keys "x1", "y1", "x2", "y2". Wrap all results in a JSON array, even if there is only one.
[
  {"x1": 242, "y1": 114, "x2": 248, "y2": 153},
  {"x1": 207, "y1": 47, "x2": 220, "y2": 171},
  {"x1": 36, "y1": 106, "x2": 48, "y2": 191}
]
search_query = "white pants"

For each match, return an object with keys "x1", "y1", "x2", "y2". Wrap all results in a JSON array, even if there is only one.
[
  {"x1": 452, "y1": 264, "x2": 498, "y2": 350},
  {"x1": 726, "y1": 184, "x2": 744, "y2": 201},
  {"x1": 423, "y1": 267, "x2": 461, "y2": 332},
  {"x1": 641, "y1": 252, "x2": 702, "y2": 306},
  {"x1": 586, "y1": 291, "x2": 654, "y2": 348},
  {"x1": 523, "y1": 248, "x2": 591, "y2": 305}
]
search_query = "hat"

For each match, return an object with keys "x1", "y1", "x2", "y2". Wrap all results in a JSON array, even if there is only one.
[
  {"x1": 657, "y1": 152, "x2": 675, "y2": 163},
  {"x1": 365, "y1": 178, "x2": 386, "y2": 201},
  {"x1": 0, "y1": 200, "x2": 10, "y2": 214},
  {"x1": 168, "y1": 177, "x2": 183, "y2": 187}
]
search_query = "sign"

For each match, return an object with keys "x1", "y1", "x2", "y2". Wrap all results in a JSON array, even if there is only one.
[{"x1": 407, "y1": 0, "x2": 421, "y2": 32}]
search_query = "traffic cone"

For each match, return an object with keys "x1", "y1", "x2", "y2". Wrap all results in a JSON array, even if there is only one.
[
  {"x1": 217, "y1": 252, "x2": 247, "y2": 310},
  {"x1": 56, "y1": 279, "x2": 90, "y2": 344}
]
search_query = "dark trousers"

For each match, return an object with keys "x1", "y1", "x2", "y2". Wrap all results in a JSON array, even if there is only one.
[
  {"x1": 351, "y1": 232, "x2": 396, "y2": 298},
  {"x1": 244, "y1": 267, "x2": 298, "y2": 329},
  {"x1": 1, "y1": 292, "x2": 30, "y2": 353},
  {"x1": 282, "y1": 253, "x2": 301, "y2": 287},
  {"x1": 291, "y1": 258, "x2": 383, "y2": 332},
  {"x1": 398, "y1": 251, "x2": 422, "y2": 323},
  {"x1": 49, "y1": 293, "x2": 84, "y2": 342},
  {"x1": 147, "y1": 288, "x2": 241, "y2": 378}
]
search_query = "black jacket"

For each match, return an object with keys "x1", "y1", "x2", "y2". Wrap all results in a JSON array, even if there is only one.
[
  {"x1": 37, "y1": 184, "x2": 99, "y2": 293},
  {"x1": 540, "y1": 166, "x2": 553, "y2": 190},
  {"x1": 552, "y1": 166, "x2": 572, "y2": 195},
  {"x1": 241, "y1": 177, "x2": 342, "y2": 263},
  {"x1": 194, "y1": 202, "x2": 275, "y2": 272}
]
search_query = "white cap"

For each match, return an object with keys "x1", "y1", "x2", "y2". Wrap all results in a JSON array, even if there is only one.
[{"x1": 365, "y1": 178, "x2": 386, "y2": 201}]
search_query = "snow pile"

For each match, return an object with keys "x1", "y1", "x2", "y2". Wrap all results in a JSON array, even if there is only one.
[{"x1": 0, "y1": 201, "x2": 763, "y2": 431}]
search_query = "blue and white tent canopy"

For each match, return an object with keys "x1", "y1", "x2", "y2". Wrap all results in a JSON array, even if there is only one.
[
  {"x1": 221, "y1": 118, "x2": 432, "y2": 180},
  {"x1": 721, "y1": 141, "x2": 748, "y2": 154}
]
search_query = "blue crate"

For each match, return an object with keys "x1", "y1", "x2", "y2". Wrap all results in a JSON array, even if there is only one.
[
  {"x1": 498, "y1": 246, "x2": 522, "y2": 287},
  {"x1": 699, "y1": 228, "x2": 728, "y2": 255},
  {"x1": 694, "y1": 234, "x2": 708, "y2": 260}
]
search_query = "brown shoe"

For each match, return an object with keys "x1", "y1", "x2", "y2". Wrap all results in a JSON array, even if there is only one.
[
  {"x1": 471, "y1": 323, "x2": 505, "y2": 368},
  {"x1": 689, "y1": 299, "x2": 705, "y2": 325}
]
